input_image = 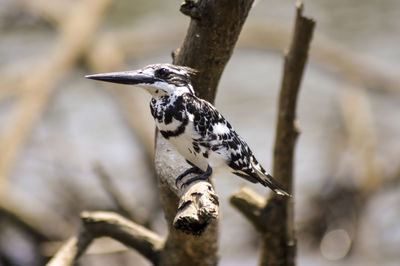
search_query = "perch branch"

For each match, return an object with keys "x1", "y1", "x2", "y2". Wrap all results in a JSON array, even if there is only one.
[
  {"x1": 154, "y1": 136, "x2": 219, "y2": 236},
  {"x1": 154, "y1": 0, "x2": 254, "y2": 239},
  {"x1": 47, "y1": 211, "x2": 164, "y2": 266},
  {"x1": 154, "y1": 0, "x2": 255, "y2": 265}
]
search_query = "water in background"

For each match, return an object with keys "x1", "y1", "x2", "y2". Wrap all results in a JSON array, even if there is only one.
[{"x1": 0, "y1": 0, "x2": 399, "y2": 265}]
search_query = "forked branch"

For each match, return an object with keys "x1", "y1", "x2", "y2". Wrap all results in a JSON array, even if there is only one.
[{"x1": 47, "y1": 211, "x2": 164, "y2": 266}]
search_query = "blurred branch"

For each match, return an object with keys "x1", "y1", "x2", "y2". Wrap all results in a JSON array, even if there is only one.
[
  {"x1": 86, "y1": 35, "x2": 161, "y2": 220},
  {"x1": 100, "y1": 19, "x2": 400, "y2": 96},
  {"x1": 239, "y1": 21, "x2": 400, "y2": 96},
  {"x1": 93, "y1": 163, "x2": 149, "y2": 225},
  {"x1": 86, "y1": 34, "x2": 156, "y2": 161},
  {"x1": 339, "y1": 86, "x2": 383, "y2": 195},
  {"x1": 47, "y1": 211, "x2": 164, "y2": 266},
  {"x1": 0, "y1": 180, "x2": 72, "y2": 240},
  {"x1": 298, "y1": 87, "x2": 388, "y2": 251},
  {"x1": 3, "y1": 6, "x2": 400, "y2": 105},
  {"x1": 231, "y1": 3, "x2": 315, "y2": 265},
  {"x1": 0, "y1": 0, "x2": 111, "y2": 186},
  {"x1": 18, "y1": 0, "x2": 70, "y2": 24}
]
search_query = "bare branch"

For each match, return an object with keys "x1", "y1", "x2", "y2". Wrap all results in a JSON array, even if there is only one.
[
  {"x1": 154, "y1": 0, "x2": 254, "y2": 238},
  {"x1": 152, "y1": 0, "x2": 255, "y2": 265},
  {"x1": 264, "y1": 2, "x2": 315, "y2": 265},
  {"x1": 46, "y1": 229, "x2": 93, "y2": 266},
  {"x1": 173, "y1": 180, "x2": 219, "y2": 235},
  {"x1": 231, "y1": 2, "x2": 315, "y2": 266},
  {"x1": 230, "y1": 186, "x2": 266, "y2": 232},
  {"x1": 47, "y1": 211, "x2": 164, "y2": 266},
  {"x1": 154, "y1": 136, "x2": 219, "y2": 236}
]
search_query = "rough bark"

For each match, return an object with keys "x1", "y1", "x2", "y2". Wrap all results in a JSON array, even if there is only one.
[
  {"x1": 154, "y1": 1, "x2": 255, "y2": 265},
  {"x1": 173, "y1": 0, "x2": 254, "y2": 102},
  {"x1": 231, "y1": 2, "x2": 315, "y2": 266}
]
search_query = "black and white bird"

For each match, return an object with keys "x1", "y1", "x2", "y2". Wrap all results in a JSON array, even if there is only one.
[{"x1": 86, "y1": 64, "x2": 290, "y2": 196}]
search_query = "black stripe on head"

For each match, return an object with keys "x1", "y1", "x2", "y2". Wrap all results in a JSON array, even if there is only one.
[{"x1": 148, "y1": 64, "x2": 197, "y2": 94}]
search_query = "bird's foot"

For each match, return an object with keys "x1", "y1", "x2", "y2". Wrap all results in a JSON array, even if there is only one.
[
  {"x1": 180, "y1": 165, "x2": 212, "y2": 189},
  {"x1": 175, "y1": 166, "x2": 203, "y2": 187}
]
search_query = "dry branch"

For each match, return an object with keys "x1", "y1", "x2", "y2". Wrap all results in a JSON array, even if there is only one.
[
  {"x1": 155, "y1": 0, "x2": 255, "y2": 234},
  {"x1": 231, "y1": 2, "x2": 315, "y2": 266},
  {"x1": 47, "y1": 211, "x2": 164, "y2": 266},
  {"x1": 152, "y1": 0, "x2": 255, "y2": 265},
  {"x1": 154, "y1": 138, "x2": 219, "y2": 236}
]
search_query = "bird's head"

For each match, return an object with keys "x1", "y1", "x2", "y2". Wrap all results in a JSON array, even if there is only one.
[{"x1": 85, "y1": 64, "x2": 196, "y2": 98}]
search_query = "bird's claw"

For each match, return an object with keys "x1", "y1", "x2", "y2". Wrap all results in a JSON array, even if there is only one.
[
  {"x1": 177, "y1": 165, "x2": 213, "y2": 189},
  {"x1": 175, "y1": 166, "x2": 203, "y2": 188}
]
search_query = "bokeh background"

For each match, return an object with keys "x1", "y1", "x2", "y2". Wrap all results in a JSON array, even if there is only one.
[{"x1": 1, "y1": 0, "x2": 399, "y2": 265}]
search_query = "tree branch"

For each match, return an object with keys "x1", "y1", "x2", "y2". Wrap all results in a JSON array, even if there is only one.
[
  {"x1": 47, "y1": 211, "x2": 164, "y2": 266},
  {"x1": 153, "y1": 0, "x2": 255, "y2": 265},
  {"x1": 229, "y1": 186, "x2": 265, "y2": 232},
  {"x1": 231, "y1": 2, "x2": 315, "y2": 266},
  {"x1": 155, "y1": 0, "x2": 254, "y2": 238}
]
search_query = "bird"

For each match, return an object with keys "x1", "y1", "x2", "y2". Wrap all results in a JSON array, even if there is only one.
[{"x1": 86, "y1": 63, "x2": 290, "y2": 196}]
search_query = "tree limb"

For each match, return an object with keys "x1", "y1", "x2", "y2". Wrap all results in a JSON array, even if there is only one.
[
  {"x1": 231, "y1": 2, "x2": 315, "y2": 266},
  {"x1": 155, "y1": 0, "x2": 254, "y2": 239},
  {"x1": 47, "y1": 211, "x2": 164, "y2": 266},
  {"x1": 153, "y1": 0, "x2": 255, "y2": 265},
  {"x1": 229, "y1": 186, "x2": 265, "y2": 232}
]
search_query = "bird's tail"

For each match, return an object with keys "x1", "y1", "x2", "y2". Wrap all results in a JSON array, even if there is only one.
[{"x1": 250, "y1": 158, "x2": 291, "y2": 197}]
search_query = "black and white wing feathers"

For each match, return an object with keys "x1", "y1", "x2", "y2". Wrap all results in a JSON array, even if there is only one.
[{"x1": 184, "y1": 93, "x2": 290, "y2": 196}]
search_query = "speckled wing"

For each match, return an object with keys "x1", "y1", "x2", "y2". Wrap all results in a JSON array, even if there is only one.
[
  {"x1": 183, "y1": 93, "x2": 290, "y2": 196},
  {"x1": 183, "y1": 94, "x2": 261, "y2": 183}
]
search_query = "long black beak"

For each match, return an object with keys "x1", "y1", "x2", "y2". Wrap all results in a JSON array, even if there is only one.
[{"x1": 85, "y1": 71, "x2": 156, "y2": 85}]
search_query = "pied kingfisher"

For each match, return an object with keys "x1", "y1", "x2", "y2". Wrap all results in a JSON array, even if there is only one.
[{"x1": 86, "y1": 64, "x2": 290, "y2": 196}]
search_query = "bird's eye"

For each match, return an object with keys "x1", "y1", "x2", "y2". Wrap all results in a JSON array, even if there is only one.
[{"x1": 157, "y1": 68, "x2": 170, "y2": 78}]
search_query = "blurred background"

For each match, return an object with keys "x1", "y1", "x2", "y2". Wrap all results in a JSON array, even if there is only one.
[{"x1": 0, "y1": 0, "x2": 399, "y2": 265}]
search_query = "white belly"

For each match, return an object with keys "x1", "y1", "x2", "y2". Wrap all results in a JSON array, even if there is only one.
[{"x1": 158, "y1": 119, "x2": 229, "y2": 173}]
